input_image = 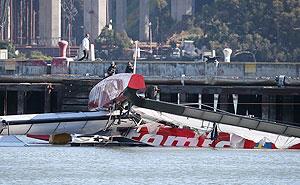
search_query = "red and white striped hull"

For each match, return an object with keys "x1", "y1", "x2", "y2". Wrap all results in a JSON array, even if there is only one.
[{"x1": 126, "y1": 123, "x2": 300, "y2": 149}]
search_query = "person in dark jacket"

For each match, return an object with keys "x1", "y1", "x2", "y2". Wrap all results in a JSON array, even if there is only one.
[
  {"x1": 125, "y1": 61, "x2": 134, "y2": 73},
  {"x1": 145, "y1": 85, "x2": 160, "y2": 100},
  {"x1": 107, "y1": 61, "x2": 118, "y2": 76}
]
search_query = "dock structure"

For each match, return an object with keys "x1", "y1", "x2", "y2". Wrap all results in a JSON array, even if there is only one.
[{"x1": 0, "y1": 59, "x2": 299, "y2": 125}]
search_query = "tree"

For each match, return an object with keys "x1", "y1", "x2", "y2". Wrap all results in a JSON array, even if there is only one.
[
  {"x1": 149, "y1": 0, "x2": 176, "y2": 42},
  {"x1": 188, "y1": 0, "x2": 300, "y2": 62},
  {"x1": 95, "y1": 27, "x2": 132, "y2": 60}
]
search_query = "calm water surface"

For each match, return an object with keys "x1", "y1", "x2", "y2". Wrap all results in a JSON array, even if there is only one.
[{"x1": 0, "y1": 147, "x2": 299, "y2": 185}]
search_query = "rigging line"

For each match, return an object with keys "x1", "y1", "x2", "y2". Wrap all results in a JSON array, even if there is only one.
[
  {"x1": 206, "y1": 122, "x2": 211, "y2": 133},
  {"x1": 284, "y1": 137, "x2": 297, "y2": 148},
  {"x1": 136, "y1": 117, "x2": 143, "y2": 127},
  {"x1": 128, "y1": 111, "x2": 142, "y2": 126},
  {"x1": 53, "y1": 121, "x2": 61, "y2": 135},
  {"x1": 25, "y1": 124, "x2": 34, "y2": 135},
  {"x1": 79, "y1": 113, "x2": 89, "y2": 133},
  {"x1": 281, "y1": 136, "x2": 290, "y2": 147},
  {"x1": 14, "y1": 135, "x2": 29, "y2": 147},
  {"x1": 275, "y1": 135, "x2": 280, "y2": 144}
]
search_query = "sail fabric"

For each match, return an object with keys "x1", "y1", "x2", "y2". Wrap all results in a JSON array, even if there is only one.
[{"x1": 88, "y1": 73, "x2": 145, "y2": 110}]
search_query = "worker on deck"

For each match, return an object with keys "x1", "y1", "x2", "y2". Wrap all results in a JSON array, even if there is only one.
[{"x1": 78, "y1": 33, "x2": 90, "y2": 61}]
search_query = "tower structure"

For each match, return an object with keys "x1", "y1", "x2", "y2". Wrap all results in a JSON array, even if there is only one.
[
  {"x1": 139, "y1": 0, "x2": 149, "y2": 41},
  {"x1": 83, "y1": 0, "x2": 108, "y2": 41},
  {"x1": 115, "y1": 0, "x2": 127, "y2": 33},
  {"x1": 39, "y1": 0, "x2": 61, "y2": 46}
]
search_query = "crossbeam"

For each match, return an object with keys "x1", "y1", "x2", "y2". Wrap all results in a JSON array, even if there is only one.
[{"x1": 125, "y1": 88, "x2": 300, "y2": 138}]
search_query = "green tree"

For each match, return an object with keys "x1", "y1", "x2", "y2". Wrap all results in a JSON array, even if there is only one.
[
  {"x1": 95, "y1": 27, "x2": 132, "y2": 60},
  {"x1": 189, "y1": 0, "x2": 300, "y2": 62},
  {"x1": 149, "y1": 0, "x2": 176, "y2": 42}
]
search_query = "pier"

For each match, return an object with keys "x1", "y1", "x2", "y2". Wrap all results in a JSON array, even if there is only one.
[{"x1": 0, "y1": 59, "x2": 299, "y2": 125}]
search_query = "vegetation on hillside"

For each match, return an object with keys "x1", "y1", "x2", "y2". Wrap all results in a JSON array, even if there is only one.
[
  {"x1": 80, "y1": 0, "x2": 300, "y2": 62},
  {"x1": 190, "y1": 0, "x2": 300, "y2": 62},
  {"x1": 124, "y1": 0, "x2": 300, "y2": 62}
]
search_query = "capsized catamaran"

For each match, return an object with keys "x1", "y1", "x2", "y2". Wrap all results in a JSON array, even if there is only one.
[
  {"x1": 127, "y1": 107, "x2": 300, "y2": 149},
  {"x1": 0, "y1": 73, "x2": 300, "y2": 149}
]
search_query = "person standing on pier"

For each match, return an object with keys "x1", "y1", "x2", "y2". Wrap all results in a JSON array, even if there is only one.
[
  {"x1": 106, "y1": 61, "x2": 118, "y2": 76},
  {"x1": 78, "y1": 33, "x2": 90, "y2": 61},
  {"x1": 125, "y1": 61, "x2": 134, "y2": 73}
]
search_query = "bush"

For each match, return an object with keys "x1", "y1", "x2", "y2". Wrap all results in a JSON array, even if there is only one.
[
  {"x1": 95, "y1": 27, "x2": 133, "y2": 60},
  {"x1": 28, "y1": 51, "x2": 52, "y2": 60}
]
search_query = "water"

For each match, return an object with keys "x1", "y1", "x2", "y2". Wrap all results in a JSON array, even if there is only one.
[{"x1": 0, "y1": 147, "x2": 299, "y2": 185}]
